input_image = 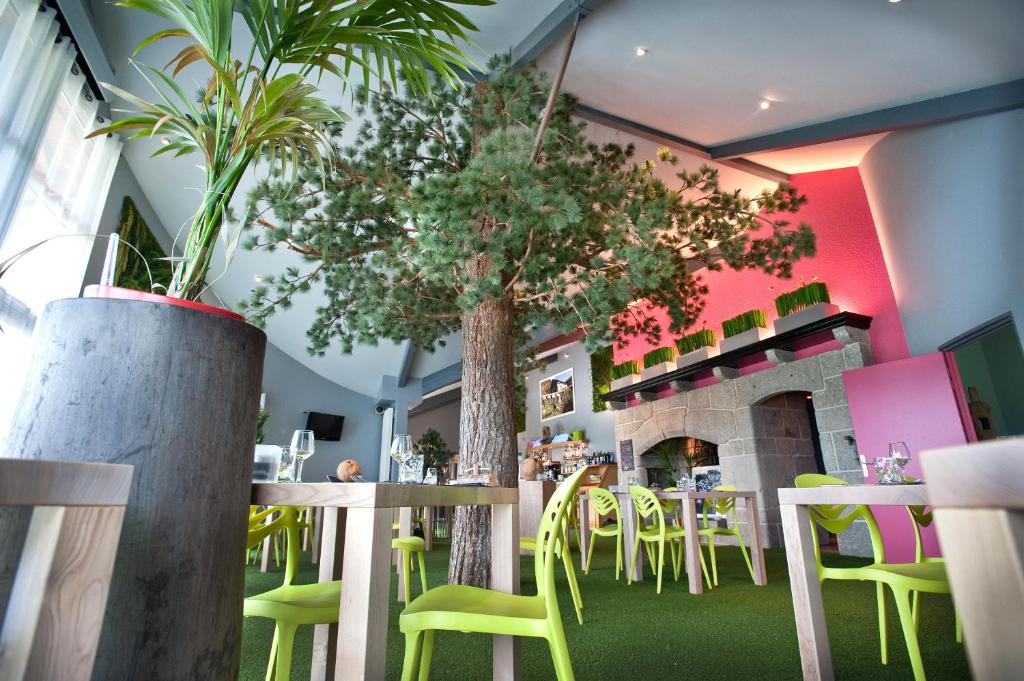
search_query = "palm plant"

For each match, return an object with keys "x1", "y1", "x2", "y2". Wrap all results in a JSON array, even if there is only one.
[{"x1": 91, "y1": 0, "x2": 490, "y2": 300}]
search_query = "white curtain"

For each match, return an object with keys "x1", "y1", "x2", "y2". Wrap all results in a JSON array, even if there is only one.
[
  {"x1": 0, "y1": 0, "x2": 78, "y2": 246},
  {"x1": 0, "y1": 0, "x2": 122, "y2": 437}
]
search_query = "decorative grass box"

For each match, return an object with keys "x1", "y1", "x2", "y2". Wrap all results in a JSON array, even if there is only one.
[
  {"x1": 609, "y1": 360, "x2": 642, "y2": 392},
  {"x1": 773, "y1": 282, "x2": 839, "y2": 334},
  {"x1": 719, "y1": 309, "x2": 772, "y2": 353},
  {"x1": 675, "y1": 328, "x2": 719, "y2": 368},
  {"x1": 641, "y1": 346, "x2": 678, "y2": 380}
]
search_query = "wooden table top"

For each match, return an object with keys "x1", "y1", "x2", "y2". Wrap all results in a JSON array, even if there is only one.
[
  {"x1": 778, "y1": 483, "x2": 929, "y2": 506},
  {"x1": 251, "y1": 481, "x2": 518, "y2": 508},
  {"x1": 613, "y1": 488, "x2": 756, "y2": 500}
]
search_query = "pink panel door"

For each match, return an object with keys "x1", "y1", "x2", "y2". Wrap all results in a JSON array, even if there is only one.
[{"x1": 842, "y1": 352, "x2": 971, "y2": 561}]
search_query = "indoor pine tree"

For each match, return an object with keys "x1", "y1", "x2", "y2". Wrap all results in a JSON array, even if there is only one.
[{"x1": 242, "y1": 58, "x2": 816, "y2": 586}]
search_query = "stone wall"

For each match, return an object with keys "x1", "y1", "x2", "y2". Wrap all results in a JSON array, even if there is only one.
[{"x1": 613, "y1": 326, "x2": 875, "y2": 555}]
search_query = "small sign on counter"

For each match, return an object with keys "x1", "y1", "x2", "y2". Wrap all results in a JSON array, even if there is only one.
[{"x1": 619, "y1": 439, "x2": 634, "y2": 471}]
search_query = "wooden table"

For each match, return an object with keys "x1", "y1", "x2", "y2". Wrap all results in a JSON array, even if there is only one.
[
  {"x1": 778, "y1": 483, "x2": 929, "y2": 681},
  {"x1": 577, "y1": 488, "x2": 766, "y2": 594},
  {"x1": 252, "y1": 482, "x2": 520, "y2": 681}
]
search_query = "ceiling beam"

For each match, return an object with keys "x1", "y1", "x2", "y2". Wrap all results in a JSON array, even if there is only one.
[
  {"x1": 511, "y1": 0, "x2": 607, "y2": 69},
  {"x1": 396, "y1": 340, "x2": 416, "y2": 388},
  {"x1": 709, "y1": 78, "x2": 1024, "y2": 159},
  {"x1": 575, "y1": 104, "x2": 790, "y2": 183},
  {"x1": 421, "y1": 361, "x2": 463, "y2": 395}
]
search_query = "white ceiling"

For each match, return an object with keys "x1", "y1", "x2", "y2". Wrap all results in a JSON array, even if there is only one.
[{"x1": 84, "y1": 0, "x2": 1023, "y2": 395}]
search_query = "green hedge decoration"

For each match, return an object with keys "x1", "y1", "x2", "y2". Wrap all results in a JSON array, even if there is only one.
[
  {"x1": 722, "y1": 309, "x2": 768, "y2": 338},
  {"x1": 643, "y1": 346, "x2": 677, "y2": 369},
  {"x1": 115, "y1": 196, "x2": 173, "y2": 293},
  {"x1": 775, "y1": 281, "x2": 831, "y2": 317},
  {"x1": 590, "y1": 346, "x2": 614, "y2": 413},
  {"x1": 676, "y1": 328, "x2": 716, "y2": 355},
  {"x1": 610, "y1": 360, "x2": 640, "y2": 380}
]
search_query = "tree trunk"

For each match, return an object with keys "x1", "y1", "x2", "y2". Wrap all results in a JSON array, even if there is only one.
[{"x1": 448, "y1": 293, "x2": 519, "y2": 587}]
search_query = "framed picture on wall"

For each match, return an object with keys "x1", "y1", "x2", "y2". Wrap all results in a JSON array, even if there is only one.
[{"x1": 540, "y1": 368, "x2": 575, "y2": 421}]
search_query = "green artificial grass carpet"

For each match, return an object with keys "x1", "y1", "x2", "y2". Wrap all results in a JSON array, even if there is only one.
[{"x1": 241, "y1": 540, "x2": 968, "y2": 680}]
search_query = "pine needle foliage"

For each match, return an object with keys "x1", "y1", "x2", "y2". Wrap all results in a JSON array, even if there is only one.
[
  {"x1": 241, "y1": 57, "x2": 815, "y2": 355},
  {"x1": 610, "y1": 360, "x2": 640, "y2": 381},
  {"x1": 643, "y1": 346, "x2": 677, "y2": 369},
  {"x1": 775, "y1": 281, "x2": 830, "y2": 317},
  {"x1": 415, "y1": 428, "x2": 454, "y2": 470},
  {"x1": 722, "y1": 309, "x2": 768, "y2": 338},
  {"x1": 676, "y1": 328, "x2": 716, "y2": 355}
]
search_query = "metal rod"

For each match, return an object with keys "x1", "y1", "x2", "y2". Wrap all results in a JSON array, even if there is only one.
[{"x1": 530, "y1": 10, "x2": 581, "y2": 164}]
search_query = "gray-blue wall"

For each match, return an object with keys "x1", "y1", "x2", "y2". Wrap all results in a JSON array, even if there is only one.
[
  {"x1": 860, "y1": 109, "x2": 1024, "y2": 352},
  {"x1": 260, "y1": 341, "x2": 383, "y2": 481}
]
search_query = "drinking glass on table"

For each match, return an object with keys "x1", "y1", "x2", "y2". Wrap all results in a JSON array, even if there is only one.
[
  {"x1": 889, "y1": 441, "x2": 911, "y2": 482},
  {"x1": 290, "y1": 430, "x2": 315, "y2": 482},
  {"x1": 391, "y1": 434, "x2": 414, "y2": 482}
]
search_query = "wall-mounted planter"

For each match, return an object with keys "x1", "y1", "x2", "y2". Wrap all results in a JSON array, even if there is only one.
[
  {"x1": 720, "y1": 326, "x2": 773, "y2": 353},
  {"x1": 610, "y1": 373, "x2": 642, "y2": 392},
  {"x1": 773, "y1": 302, "x2": 840, "y2": 335},
  {"x1": 677, "y1": 345, "x2": 719, "y2": 369},
  {"x1": 640, "y1": 361, "x2": 675, "y2": 381}
]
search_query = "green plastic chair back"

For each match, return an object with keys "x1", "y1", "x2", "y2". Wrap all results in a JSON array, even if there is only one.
[
  {"x1": 534, "y1": 468, "x2": 590, "y2": 608},
  {"x1": 907, "y1": 505, "x2": 933, "y2": 563},
  {"x1": 588, "y1": 487, "x2": 620, "y2": 518},
  {"x1": 248, "y1": 506, "x2": 300, "y2": 585},
  {"x1": 630, "y1": 485, "x2": 667, "y2": 527},
  {"x1": 703, "y1": 484, "x2": 738, "y2": 519},
  {"x1": 794, "y1": 473, "x2": 886, "y2": 564}
]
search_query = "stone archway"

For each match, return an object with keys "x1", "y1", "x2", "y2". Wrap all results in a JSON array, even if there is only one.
[{"x1": 613, "y1": 327, "x2": 875, "y2": 555}]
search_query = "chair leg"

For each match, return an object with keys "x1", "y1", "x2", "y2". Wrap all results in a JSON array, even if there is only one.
[
  {"x1": 734, "y1": 530, "x2": 755, "y2": 584},
  {"x1": 644, "y1": 541, "x2": 655, "y2": 574},
  {"x1": 547, "y1": 628, "x2": 576, "y2": 681},
  {"x1": 561, "y1": 545, "x2": 584, "y2": 624},
  {"x1": 418, "y1": 630, "x2": 435, "y2": 681},
  {"x1": 670, "y1": 540, "x2": 681, "y2": 582},
  {"x1": 891, "y1": 586, "x2": 928, "y2": 681},
  {"x1": 628, "y1": 536, "x2": 642, "y2": 586},
  {"x1": 912, "y1": 590, "x2": 920, "y2": 630},
  {"x1": 273, "y1": 623, "x2": 298, "y2": 681},
  {"x1": 656, "y1": 539, "x2": 665, "y2": 595},
  {"x1": 401, "y1": 550, "x2": 413, "y2": 606},
  {"x1": 708, "y1": 538, "x2": 718, "y2": 586},
  {"x1": 697, "y1": 544, "x2": 712, "y2": 590},
  {"x1": 615, "y1": 529, "x2": 623, "y2": 581},
  {"x1": 877, "y1": 582, "x2": 888, "y2": 665},
  {"x1": 265, "y1": 625, "x2": 280, "y2": 681},
  {"x1": 585, "y1": 530, "x2": 597, "y2": 575},
  {"x1": 401, "y1": 631, "x2": 424, "y2": 681},
  {"x1": 417, "y1": 550, "x2": 428, "y2": 597}
]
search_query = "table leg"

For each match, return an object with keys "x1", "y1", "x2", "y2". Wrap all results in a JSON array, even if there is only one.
[
  {"x1": 491, "y1": 502, "x2": 521, "y2": 681},
  {"x1": 311, "y1": 506, "x2": 323, "y2": 565},
  {"x1": 336, "y1": 507, "x2": 393, "y2": 681},
  {"x1": 780, "y1": 503, "x2": 833, "y2": 681},
  {"x1": 310, "y1": 507, "x2": 345, "y2": 681},
  {"x1": 621, "y1": 496, "x2": 643, "y2": 581},
  {"x1": 423, "y1": 506, "x2": 434, "y2": 551},
  {"x1": 746, "y1": 494, "x2": 767, "y2": 586},
  {"x1": 396, "y1": 506, "x2": 413, "y2": 602},
  {"x1": 577, "y1": 494, "x2": 590, "y2": 571},
  {"x1": 681, "y1": 497, "x2": 702, "y2": 595}
]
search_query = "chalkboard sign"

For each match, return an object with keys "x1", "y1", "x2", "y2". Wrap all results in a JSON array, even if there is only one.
[{"x1": 619, "y1": 439, "x2": 635, "y2": 472}]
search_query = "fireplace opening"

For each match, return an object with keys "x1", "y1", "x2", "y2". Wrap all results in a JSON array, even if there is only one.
[{"x1": 640, "y1": 437, "x2": 719, "y2": 488}]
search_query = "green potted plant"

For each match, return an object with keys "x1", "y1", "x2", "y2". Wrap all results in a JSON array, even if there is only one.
[
  {"x1": 641, "y1": 345, "x2": 678, "y2": 380},
  {"x1": 4, "y1": 1, "x2": 487, "y2": 678},
  {"x1": 773, "y1": 280, "x2": 839, "y2": 334},
  {"x1": 675, "y1": 327, "x2": 718, "y2": 368},
  {"x1": 610, "y1": 360, "x2": 642, "y2": 392},
  {"x1": 720, "y1": 308, "x2": 772, "y2": 353},
  {"x1": 416, "y1": 428, "x2": 454, "y2": 481}
]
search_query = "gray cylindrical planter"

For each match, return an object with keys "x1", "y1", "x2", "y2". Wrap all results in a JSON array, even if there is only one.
[{"x1": 3, "y1": 294, "x2": 266, "y2": 681}]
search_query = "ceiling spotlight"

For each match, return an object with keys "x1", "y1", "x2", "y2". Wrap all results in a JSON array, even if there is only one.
[
  {"x1": 635, "y1": 46, "x2": 648, "y2": 57},
  {"x1": 563, "y1": 352, "x2": 571, "y2": 359},
  {"x1": 888, "y1": 0, "x2": 902, "y2": 3},
  {"x1": 160, "y1": 135, "x2": 172, "y2": 146},
  {"x1": 759, "y1": 99, "x2": 772, "y2": 110},
  {"x1": 254, "y1": 274, "x2": 268, "y2": 283}
]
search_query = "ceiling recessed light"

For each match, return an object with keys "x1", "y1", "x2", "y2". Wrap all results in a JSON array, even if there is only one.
[
  {"x1": 759, "y1": 99, "x2": 772, "y2": 110},
  {"x1": 635, "y1": 46, "x2": 648, "y2": 57},
  {"x1": 160, "y1": 135, "x2": 172, "y2": 146},
  {"x1": 888, "y1": 0, "x2": 902, "y2": 4}
]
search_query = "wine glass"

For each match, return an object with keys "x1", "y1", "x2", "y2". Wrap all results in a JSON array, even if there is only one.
[
  {"x1": 391, "y1": 434, "x2": 414, "y2": 482},
  {"x1": 889, "y1": 441, "x2": 911, "y2": 482},
  {"x1": 290, "y1": 430, "x2": 315, "y2": 482}
]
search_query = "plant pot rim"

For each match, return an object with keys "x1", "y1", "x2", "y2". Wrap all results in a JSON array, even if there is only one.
[{"x1": 83, "y1": 285, "x2": 245, "y2": 322}]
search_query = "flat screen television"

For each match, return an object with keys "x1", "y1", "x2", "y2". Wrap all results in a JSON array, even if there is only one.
[{"x1": 305, "y1": 411, "x2": 344, "y2": 441}]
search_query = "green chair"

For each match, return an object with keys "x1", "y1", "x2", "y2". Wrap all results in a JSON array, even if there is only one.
[
  {"x1": 906, "y1": 504, "x2": 962, "y2": 642},
  {"x1": 399, "y1": 467, "x2": 588, "y2": 681},
  {"x1": 521, "y1": 490, "x2": 584, "y2": 624},
  {"x1": 794, "y1": 473, "x2": 954, "y2": 681},
  {"x1": 244, "y1": 506, "x2": 341, "y2": 681},
  {"x1": 627, "y1": 486, "x2": 710, "y2": 593},
  {"x1": 584, "y1": 487, "x2": 623, "y2": 580},
  {"x1": 393, "y1": 535, "x2": 428, "y2": 606},
  {"x1": 698, "y1": 485, "x2": 755, "y2": 586}
]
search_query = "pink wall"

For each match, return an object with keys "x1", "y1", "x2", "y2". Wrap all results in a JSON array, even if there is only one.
[
  {"x1": 843, "y1": 353, "x2": 970, "y2": 561},
  {"x1": 613, "y1": 166, "x2": 909, "y2": 364}
]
